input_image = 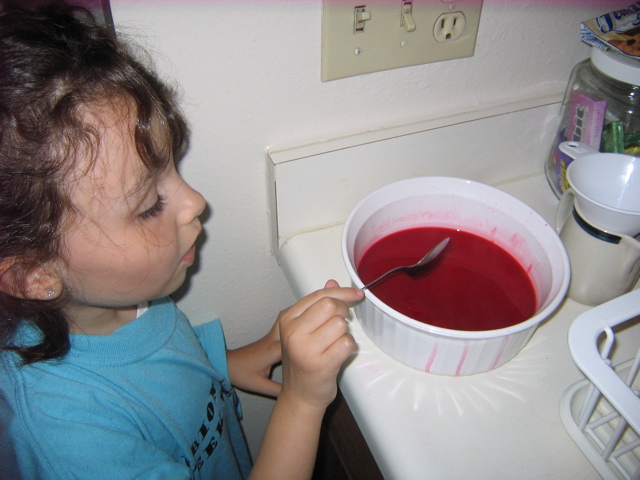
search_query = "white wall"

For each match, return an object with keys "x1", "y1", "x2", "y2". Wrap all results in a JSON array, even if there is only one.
[{"x1": 111, "y1": 0, "x2": 623, "y2": 458}]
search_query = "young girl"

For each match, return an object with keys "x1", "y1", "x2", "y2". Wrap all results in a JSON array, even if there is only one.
[{"x1": 0, "y1": 5, "x2": 363, "y2": 480}]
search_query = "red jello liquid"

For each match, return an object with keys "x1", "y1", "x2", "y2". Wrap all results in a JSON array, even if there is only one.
[{"x1": 357, "y1": 227, "x2": 537, "y2": 331}]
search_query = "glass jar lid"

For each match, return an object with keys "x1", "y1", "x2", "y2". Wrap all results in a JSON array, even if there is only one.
[{"x1": 591, "y1": 47, "x2": 640, "y2": 86}]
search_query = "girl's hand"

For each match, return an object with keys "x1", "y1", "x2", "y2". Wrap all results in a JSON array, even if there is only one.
[
  {"x1": 278, "y1": 280, "x2": 363, "y2": 411},
  {"x1": 248, "y1": 280, "x2": 363, "y2": 480},
  {"x1": 227, "y1": 320, "x2": 282, "y2": 398},
  {"x1": 226, "y1": 280, "x2": 363, "y2": 402}
]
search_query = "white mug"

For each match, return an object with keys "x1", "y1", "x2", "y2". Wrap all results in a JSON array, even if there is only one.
[{"x1": 555, "y1": 201, "x2": 640, "y2": 306}]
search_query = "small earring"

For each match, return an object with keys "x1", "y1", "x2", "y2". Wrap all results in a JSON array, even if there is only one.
[{"x1": 47, "y1": 290, "x2": 55, "y2": 298}]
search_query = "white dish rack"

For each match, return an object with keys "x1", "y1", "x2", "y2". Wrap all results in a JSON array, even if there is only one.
[{"x1": 561, "y1": 289, "x2": 640, "y2": 480}]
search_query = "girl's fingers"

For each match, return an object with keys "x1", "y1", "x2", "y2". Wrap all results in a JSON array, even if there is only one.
[
  {"x1": 312, "y1": 316, "x2": 355, "y2": 363},
  {"x1": 310, "y1": 313, "x2": 350, "y2": 350},
  {"x1": 323, "y1": 331, "x2": 356, "y2": 366},
  {"x1": 324, "y1": 279, "x2": 339, "y2": 289},
  {"x1": 281, "y1": 282, "x2": 363, "y2": 323},
  {"x1": 289, "y1": 297, "x2": 351, "y2": 339},
  {"x1": 287, "y1": 314, "x2": 353, "y2": 369}
]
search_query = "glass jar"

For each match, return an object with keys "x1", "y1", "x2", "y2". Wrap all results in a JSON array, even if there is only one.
[{"x1": 545, "y1": 47, "x2": 640, "y2": 198}]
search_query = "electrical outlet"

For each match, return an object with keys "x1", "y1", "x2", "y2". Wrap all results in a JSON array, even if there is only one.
[
  {"x1": 321, "y1": 0, "x2": 482, "y2": 81},
  {"x1": 433, "y1": 12, "x2": 466, "y2": 42}
]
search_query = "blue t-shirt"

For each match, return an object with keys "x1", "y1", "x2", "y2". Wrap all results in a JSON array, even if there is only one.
[
  {"x1": 0, "y1": 297, "x2": 252, "y2": 480},
  {"x1": 0, "y1": 389, "x2": 20, "y2": 480}
]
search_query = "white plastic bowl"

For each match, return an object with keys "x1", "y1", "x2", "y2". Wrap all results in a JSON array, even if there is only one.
[{"x1": 342, "y1": 177, "x2": 570, "y2": 376}]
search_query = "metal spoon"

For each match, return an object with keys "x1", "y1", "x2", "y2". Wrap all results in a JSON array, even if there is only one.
[{"x1": 362, "y1": 237, "x2": 450, "y2": 290}]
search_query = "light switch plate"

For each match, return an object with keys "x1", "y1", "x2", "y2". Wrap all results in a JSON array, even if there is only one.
[{"x1": 321, "y1": 0, "x2": 483, "y2": 81}]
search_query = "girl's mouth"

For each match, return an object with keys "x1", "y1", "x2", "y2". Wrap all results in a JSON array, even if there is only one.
[{"x1": 182, "y1": 244, "x2": 196, "y2": 265}]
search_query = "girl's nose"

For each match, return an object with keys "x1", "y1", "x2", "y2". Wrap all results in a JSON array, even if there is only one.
[{"x1": 179, "y1": 180, "x2": 206, "y2": 224}]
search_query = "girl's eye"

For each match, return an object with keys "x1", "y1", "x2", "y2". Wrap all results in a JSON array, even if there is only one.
[{"x1": 138, "y1": 195, "x2": 166, "y2": 220}]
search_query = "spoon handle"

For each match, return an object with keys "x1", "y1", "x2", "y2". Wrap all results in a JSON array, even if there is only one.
[
  {"x1": 362, "y1": 237, "x2": 450, "y2": 290},
  {"x1": 362, "y1": 265, "x2": 407, "y2": 290}
]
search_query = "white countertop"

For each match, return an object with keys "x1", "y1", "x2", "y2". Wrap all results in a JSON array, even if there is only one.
[{"x1": 278, "y1": 174, "x2": 639, "y2": 480}]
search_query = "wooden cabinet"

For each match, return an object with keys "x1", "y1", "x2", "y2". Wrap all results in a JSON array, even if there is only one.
[{"x1": 313, "y1": 389, "x2": 384, "y2": 480}]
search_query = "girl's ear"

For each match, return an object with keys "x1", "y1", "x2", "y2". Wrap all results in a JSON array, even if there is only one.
[{"x1": 0, "y1": 259, "x2": 62, "y2": 300}]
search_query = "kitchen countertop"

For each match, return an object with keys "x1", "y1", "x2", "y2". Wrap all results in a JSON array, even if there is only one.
[{"x1": 278, "y1": 173, "x2": 640, "y2": 480}]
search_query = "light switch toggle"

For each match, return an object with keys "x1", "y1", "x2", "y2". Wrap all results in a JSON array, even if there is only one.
[
  {"x1": 354, "y1": 6, "x2": 371, "y2": 33},
  {"x1": 401, "y1": 1, "x2": 416, "y2": 32}
]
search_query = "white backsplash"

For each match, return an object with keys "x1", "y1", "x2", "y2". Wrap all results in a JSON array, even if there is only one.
[{"x1": 268, "y1": 95, "x2": 563, "y2": 259}]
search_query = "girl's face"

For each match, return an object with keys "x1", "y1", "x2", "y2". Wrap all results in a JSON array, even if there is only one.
[{"x1": 56, "y1": 103, "x2": 206, "y2": 317}]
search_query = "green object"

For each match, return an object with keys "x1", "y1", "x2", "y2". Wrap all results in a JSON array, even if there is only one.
[
  {"x1": 624, "y1": 132, "x2": 640, "y2": 157},
  {"x1": 601, "y1": 122, "x2": 625, "y2": 153}
]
